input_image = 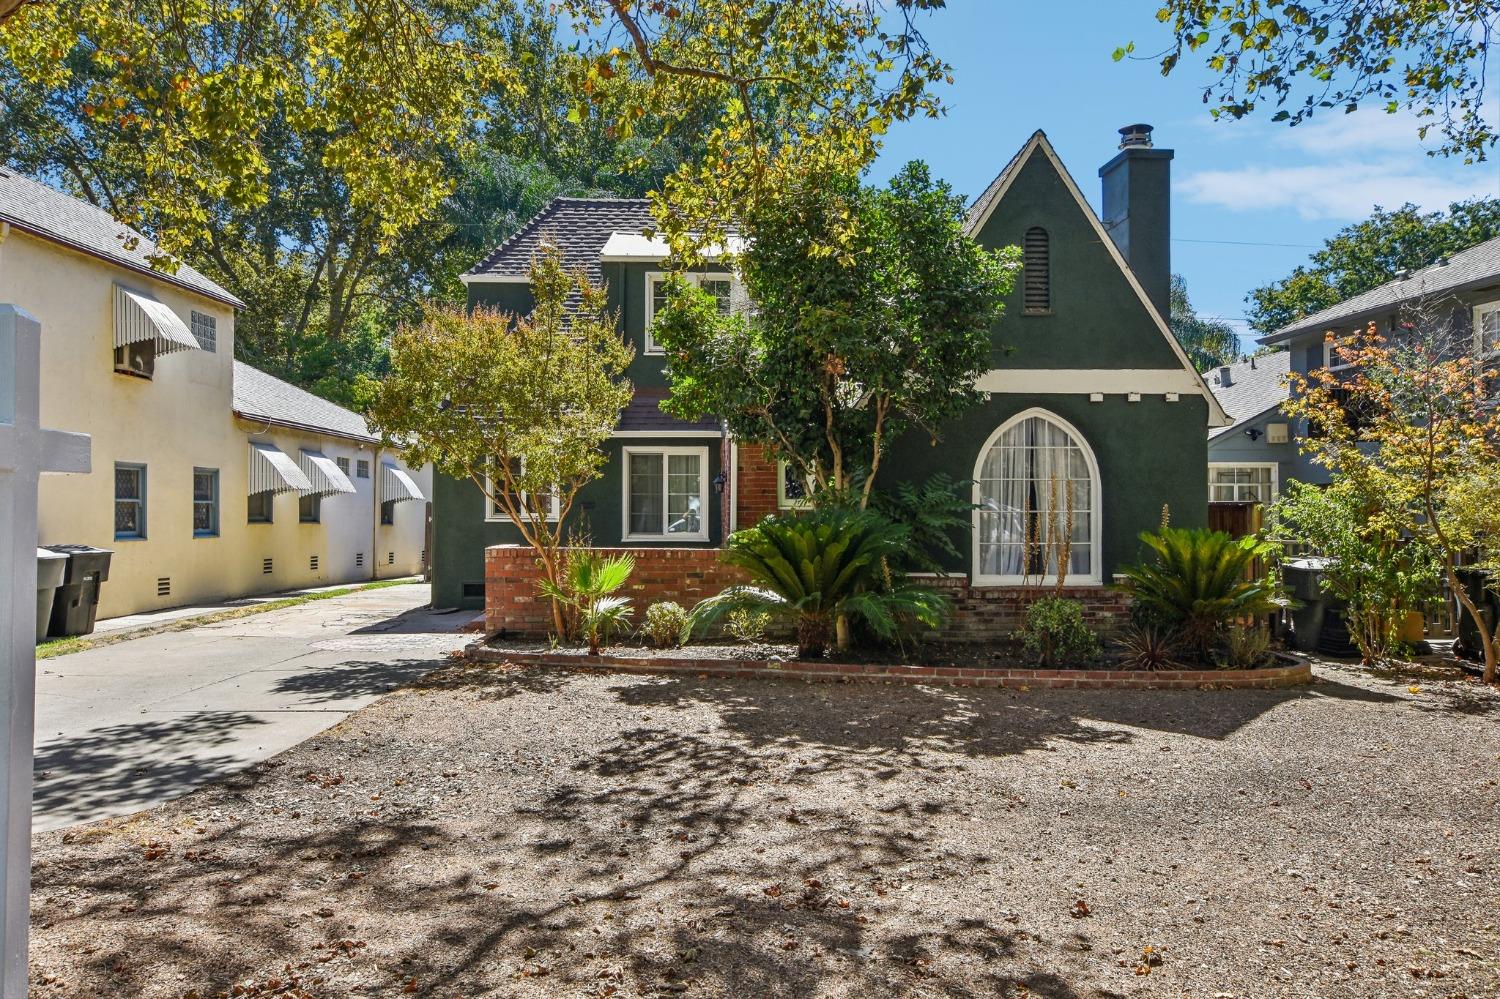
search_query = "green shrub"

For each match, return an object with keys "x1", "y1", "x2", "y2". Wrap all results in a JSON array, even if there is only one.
[
  {"x1": 1114, "y1": 527, "x2": 1283, "y2": 664},
  {"x1": 692, "y1": 509, "x2": 948, "y2": 658},
  {"x1": 1016, "y1": 597, "x2": 1101, "y2": 667},
  {"x1": 538, "y1": 550, "x2": 634, "y2": 655},
  {"x1": 641, "y1": 601, "x2": 691, "y2": 649},
  {"x1": 1223, "y1": 623, "x2": 1272, "y2": 669},
  {"x1": 725, "y1": 608, "x2": 771, "y2": 644}
]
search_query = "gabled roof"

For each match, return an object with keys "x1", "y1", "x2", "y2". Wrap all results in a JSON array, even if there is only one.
[
  {"x1": 463, "y1": 198, "x2": 655, "y2": 286},
  {"x1": 1206, "y1": 351, "x2": 1291, "y2": 440},
  {"x1": 965, "y1": 131, "x2": 1231, "y2": 428},
  {"x1": 232, "y1": 361, "x2": 377, "y2": 443},
  {"x1": 1263, "y1": 234, "x2": 1500, "y2": 346},
  {"x1": 0, "y1": 167, "x2": 243, "y2": 309}
]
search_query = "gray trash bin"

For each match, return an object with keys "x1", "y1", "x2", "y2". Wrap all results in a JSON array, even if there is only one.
[
  {"x1": 44, "y1": 544, "x2": 113, "y2": 638},
  {"x1": 35, "y1": 548, "x2": 68, "y2": 643}
]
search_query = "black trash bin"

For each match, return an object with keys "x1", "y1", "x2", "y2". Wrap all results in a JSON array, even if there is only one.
[{"x1": 44, "y1": 544, "x2": 113, "y2": 638}]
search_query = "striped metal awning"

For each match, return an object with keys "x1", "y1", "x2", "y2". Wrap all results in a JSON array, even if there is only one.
[
  {"x1": 249, "y1": 442, "x2": 311, "y2": 495},
  {"x1": 114, "y1": 286, "x2": 199, "y2": 356},
  {"x1": 299, "y1": 449, "x2": 356, "y2": 497},
  {"x1": 380, "y1": 463, "x2": 424, "y2": 504}
]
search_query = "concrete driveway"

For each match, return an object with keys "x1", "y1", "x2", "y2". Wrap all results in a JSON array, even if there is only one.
[{"x1": 32, "y1": 582, "x2": 467, "y2": 831}]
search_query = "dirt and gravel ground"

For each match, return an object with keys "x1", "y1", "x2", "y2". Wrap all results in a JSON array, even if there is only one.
[{"x1": 29, "y1": 657, "x2": 1500, "y2": 998}]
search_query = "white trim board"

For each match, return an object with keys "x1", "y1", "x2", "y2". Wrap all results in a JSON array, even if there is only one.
[
  {"x1": 964, "y1": 131, "x2": 1230, "y2": 428},
  {"x1": 458, "y1": 273, "x2": 531, "y2": 285},
  {"x1": 976, "y1": 368, "x2": 1207, "y2": 395}
]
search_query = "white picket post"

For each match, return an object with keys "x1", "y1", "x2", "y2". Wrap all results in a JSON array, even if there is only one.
[{"x1": 0, "y1": 305, "x2": 89, "y2": 998}]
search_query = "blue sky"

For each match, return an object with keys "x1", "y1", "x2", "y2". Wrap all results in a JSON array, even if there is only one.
[{"x1": 863, "y1": 3, "x2": 1500, "y2": 351}]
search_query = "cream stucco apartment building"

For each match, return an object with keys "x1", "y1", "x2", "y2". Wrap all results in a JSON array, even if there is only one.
[{"x1": 0, "y1": 167, "x2": 429, "y2": 620}]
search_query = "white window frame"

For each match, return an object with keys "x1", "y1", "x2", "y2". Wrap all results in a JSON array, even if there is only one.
[
  {"x1": 970, "y1": 408, "x2": 1102, "y2": 587},
  {"x1": 1472, "y1": 300, "x2": 1500, "y2": 359},
  {"x1": 622, "y1": 445, "x2": 710, "y2": 541},
  {"x1": 1208, "y1": 462, "x2": 1278, "y2": 505},
  {"x1": 192, "y1": 466, "x2": 219, "y2": 538},
  {"x1": 776, "y1": 459, "x2": 813, "y2": 510},
  {"x1": 483, "y1": 465, "x2": 561, "y2": 523},
  {"x1": 643, "y1": 271, "x2": 746, "y2": 355}
]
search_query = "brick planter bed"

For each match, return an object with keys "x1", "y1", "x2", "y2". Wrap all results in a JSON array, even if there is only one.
[{"x1": 465, "y1": 642, "x2": 1313, "y2": 690}]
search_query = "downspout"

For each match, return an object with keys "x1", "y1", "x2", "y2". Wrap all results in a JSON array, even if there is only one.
[
  {"x1": 726, "y1": 428, "x2": 738, "y2": 533},
  {"x1": 370, "y1": 446, "x2": 380, "y2": 582}
]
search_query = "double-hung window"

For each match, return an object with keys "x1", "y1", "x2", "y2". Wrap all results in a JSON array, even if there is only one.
[
  {"x1": 114, "y1": 463, "x2": 147, "y2": 539},
  {"x1": 356, "y1": 459, "x2": 370, "y2": 479},
  {"x1": 644, "y1": 272, "x2": 741, "y2": 354},
  {"x1": 484, "y1": 459, "x2": 561, "y2": 523},
  {"x1": 777, "y1": 460, "x2": 813, "y2": 509},
  {"x1": 192, "y1": 467, "x2": 219, "y2": 537},
  {"x1": 624, "y1": 446, "x2": 709, "y2": 540},
  {"x1": 1473, "y1": 301, "x2": 1500, "y2": 358}
]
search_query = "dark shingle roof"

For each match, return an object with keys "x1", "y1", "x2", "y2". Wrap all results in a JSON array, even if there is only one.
[
  {"x1": 964, "y1": 131, "x2": 1044, "y2": 236},
  {"x1": 0, "y1": 167, "x2": 243, "y2": 308},
  {"x1": 464, "y1": 198, "x2": 655, "y2": 285},
  {"x1": 1206, "y1": 351, "x2": 1291, "y2": 440},
  {"x1": 618, "y1": 388, "x2": 722, "y2": 436},
  {"x1": 1264, "y1": 234, "x2": 1500, "y2": 345},
  {"x1": 232, "y1": 361, "x2": 376, "y2": 443}
]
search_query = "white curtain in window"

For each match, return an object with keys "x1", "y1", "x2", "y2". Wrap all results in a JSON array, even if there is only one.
[
  {"x1": 629, "y1": 452, "x2": 664, "y2": 534},
  {"x1": 977, "y1": 414, "x2": 1094, "y2": 580}
]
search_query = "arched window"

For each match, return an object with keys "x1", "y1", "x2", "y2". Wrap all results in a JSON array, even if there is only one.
[
  {"x1": 1022, "y1": 226, "x2": 1050, "y2": 314},
  {"x1": 973, "y1": 409, "x2": 1100, "y2": 585}
]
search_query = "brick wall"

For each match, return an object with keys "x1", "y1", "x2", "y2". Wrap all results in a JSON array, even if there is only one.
[
  {"x1": 485, "y1": 544, "x2": 748, "y2": 637},
  {"x1": 485, "y1": 542, "x2": 1131, "y2": 641},
  {"x1": 925, "y1": 577, "x2": 1132, "y2": 642},
  {"x1": 734, "y1": 443, "x2": 782, "y2": 529}
]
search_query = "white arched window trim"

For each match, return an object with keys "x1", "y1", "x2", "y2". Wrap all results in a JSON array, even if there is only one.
[{"x1": 970, "y1": 407, "x2": 1103, "y2": 587}]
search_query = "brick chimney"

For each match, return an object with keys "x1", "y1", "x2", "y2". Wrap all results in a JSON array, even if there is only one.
[{"x1": 1099, "y1": 123, "x2": 1173, "y2": 320}]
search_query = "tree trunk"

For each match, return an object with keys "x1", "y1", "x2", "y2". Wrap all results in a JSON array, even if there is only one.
[
  {"x1": 797, "y1": 617, "x2": 829, "y2": 660},
  {"x1": 1448, "y1": 563, "x2": 1497, "y2": 684}
]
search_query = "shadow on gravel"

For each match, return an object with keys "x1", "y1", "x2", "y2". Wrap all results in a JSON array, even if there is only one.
[{"x1": 33, "y1": 711, "x2": 269, "y2": 830}]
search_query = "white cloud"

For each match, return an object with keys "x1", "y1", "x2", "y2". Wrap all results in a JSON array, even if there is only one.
[
  {"x1": 1177, "y1": 106, "x2": 1499, "y2": 220},
  {"x1": 1179, "y1": 162, "x2": 1496, "y2": 220}
]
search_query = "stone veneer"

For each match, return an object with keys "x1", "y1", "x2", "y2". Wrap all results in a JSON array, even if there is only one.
[{"x1": 485, "y1": 544, "x2": 1133, "y2": 640}]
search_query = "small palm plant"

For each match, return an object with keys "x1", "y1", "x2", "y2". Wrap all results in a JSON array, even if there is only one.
[
  {"x1": 539, "y1": 550, "x2": 635, "y2": 655},
  {"x1": 1115, "y1": 527, "x2": 1283, "y2": 664},
  {"x1": 692, "y1": 509, "x2": 948, "y2": 659}
]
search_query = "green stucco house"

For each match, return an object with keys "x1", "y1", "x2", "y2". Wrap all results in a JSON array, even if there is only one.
[{"x1": 435, "y1": 125, "x2": 1229, "y2": 638}]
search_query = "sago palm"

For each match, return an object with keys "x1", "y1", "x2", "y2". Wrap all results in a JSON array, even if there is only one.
[
  {"x1": 692, "y1": 509, "x2": 948, "y2": 658},
  {"x1": 539, "y1": 550, "x2": 634, "y2": 655},
  {"x1": 1115, "y1": 528, "x2": 1282, "y2": 663}
]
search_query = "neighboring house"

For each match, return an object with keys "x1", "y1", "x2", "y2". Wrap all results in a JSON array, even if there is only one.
[
  {"x1": 437, "y1": 125, "x2": 1230, "y2": 639},
  {"x1": 1258, "y1": 234, "x2": 1500, "y2": 488},
  {"x1": 0, "y1": 167, "x2": 428, "y2": 620},
  {"x1": 1205, "y1": 351, "x2": 1294, "y2": 507}
]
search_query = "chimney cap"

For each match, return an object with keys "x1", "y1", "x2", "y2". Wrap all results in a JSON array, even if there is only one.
[{"x1": 1118, "y1": 123, "x2": 1155, "y2": 149}]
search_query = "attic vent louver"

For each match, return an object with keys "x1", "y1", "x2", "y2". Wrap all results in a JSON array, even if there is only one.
[{"x1": 1022, "y1": 227, "x2": 1051, "y2": 314}]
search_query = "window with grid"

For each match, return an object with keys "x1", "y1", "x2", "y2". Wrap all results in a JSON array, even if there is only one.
[
  {"x1": 645, "y1": 273, "x2": 741, "y2": 353},
  {"x1": 115, "y1": 463, "x2": 146, "y2": 539},
  {"x1": 1208, "y1": 466, "x2": 1275, "y2": 504},
  {"x1": 484, "y1": 458, "x2": 560, "y2": 522},
  {"x1": 192, "y1": 467, "x2": 219, "y2": 537},
  {"x1": 190, "y1": 310, "x2": 217, "y2": 352},
  {"x1": 1022, "y1": 227, "x2": 1050, "y2": 314},
  {"x1": 625, "y1": 447, "x2": 707, "y2": 539},
  {"x1": 336, "y1": 456, "x2": 351, "y2": 476},
  {"x1": 356, "y1": 459, "x2": 370, "y2": 478}
]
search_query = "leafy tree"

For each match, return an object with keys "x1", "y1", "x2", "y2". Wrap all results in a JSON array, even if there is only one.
[
  {"x1": 1267, "y1": 479, "x2": 1441, "y2": 663},
  {"x1": 365, "y1": 246, "x2": 634, "y2": 635},
  {"x1": 654, "y1": 161, "x2": 1020, "y2": 509},
  {"x1": 0, "y1": 0, "x2": 950, "y2": 264},
  {"x1": 1169, "y1": 273, "x2": 1239, "y2": 371},
  {"x1": 1127, "y1": 1, "x2": 1500, "y2": 160},
  {"x1": 1246, "y1": 199, "x2": 1500, "y2": 335},
  {"x1": 1284, "y1": 310, "x2": 1500, "y2": 682}
]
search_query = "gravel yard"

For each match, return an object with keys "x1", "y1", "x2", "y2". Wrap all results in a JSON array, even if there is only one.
[{"x1": 29, "y1": 658, "x2": 1500, "y2": 998}]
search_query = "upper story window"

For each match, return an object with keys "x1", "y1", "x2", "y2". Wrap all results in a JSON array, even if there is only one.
[
  {"x1": 356, "y1": 459, "x2": 370, "y2": 479},
  {"x1": 644, "y1": 272, "x2": 742, "y2": 354},
  {"x1": 1473, "y1": 301, "x2": 1500, "y2": 358},
  {"x1": 1022, "y1": 226, "x2": 1051, "y2": 315},
  {"x1": 335, "y1": 456, "x2": 351, "y2": 476},
  {"x1": 113, "y1": 285, "x2": 203, "y2": 377},
  {"x1": 190, "y1": 311, "x2": 217, "y2": 352}
]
